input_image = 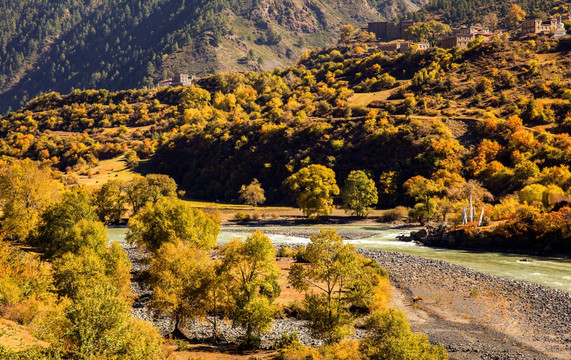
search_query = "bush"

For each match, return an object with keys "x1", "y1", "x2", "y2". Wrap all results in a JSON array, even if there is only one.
[
  {"x1": 282, "y1": 300, "x2": 304, "y2": 319},
  {"x1": 294, "y1": 245, "x2": 309, "y2": 263},
  {"x1": 321, "y1": 339, "x2": 361, "y2": 360},
  {"x1": 275, "y1": 332, "x2": 300, "y2": 349},
  {"x1": 380, "y1": 206, "x2": 409, "y2": 222},
  {"x1": 234, "y1": 212, "x2": 251, "y2": 221},
  {"x1": 238, "y1": 334, "x2": 261, "y2": 350},
  {"x1": 176, "y1": 340, "x2": 190, "y2": 351},
  {"x1": 360, "y1": 308, "x2": 448, "y2": 360},
  {"x1": 277, "y1": 245, "x2": 296, "y2": 258},
  {"x1": 251, "y1": 210, "x2": 261, "y2": 220}
]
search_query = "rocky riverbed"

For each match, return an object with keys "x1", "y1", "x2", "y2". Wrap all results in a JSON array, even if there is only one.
[
  {"x1": 123, "y1": 243, "x2": 571, "y2": 359},
  {"x1": 359, "y1": 249, "x2": 571, "y2": 360},
  {"x1": 222, "y1": 226, "x2": 374, "y2": 240},
  {"x1": 123, "y1": 243, "x2": 330, "y2": 348},
  {"x1": 221, "y1": 222, "x2": 417, "y2": 241}
]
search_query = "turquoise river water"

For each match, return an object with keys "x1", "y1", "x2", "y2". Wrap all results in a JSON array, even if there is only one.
[{"x1": 107, "y1": 225, "x2": 571, "y2": 293}]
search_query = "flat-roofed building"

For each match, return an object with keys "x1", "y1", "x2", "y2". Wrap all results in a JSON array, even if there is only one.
[
  {"x1": 519, "y1": 15, "x2": 571, "y2": 36},
  {"x1": 367, "y1": 20, "x2": 416, "y2": 41},
  {"x1": 439, "y1": 26, "x2": 493, "y2": 48},
  {"x1": 158, "y1": 73, "x2": 193, "y2": 88}
]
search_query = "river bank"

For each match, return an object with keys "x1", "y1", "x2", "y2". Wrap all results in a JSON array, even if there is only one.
[
  {"x1": 402, "y1": 224, "x2": 571, "y2": 259},
  {"x1": 122, "y1": 242, "x2": 571, "y2": 359},
  {"x1": 361, "y1": 249, "x2": 571, "y2": 360}
]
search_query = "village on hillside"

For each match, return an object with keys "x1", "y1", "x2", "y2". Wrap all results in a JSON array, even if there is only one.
[
  {"x1": 363, "y1": 12, "x2": 571, "y2": 53},
  {"x1": 159, "y1": 12, "x2": 571, "y2": 87}
]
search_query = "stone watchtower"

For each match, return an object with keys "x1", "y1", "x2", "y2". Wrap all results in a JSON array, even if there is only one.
[
  {"x1": 367, "y1": 20, "x2": 416, "y2": 42},
  {"x1": 171, "y1": 73, "x2": 192, "y2": 87}
]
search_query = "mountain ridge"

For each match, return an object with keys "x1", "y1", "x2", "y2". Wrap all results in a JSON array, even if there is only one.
[{"x1": 0, "y1": 0, "x2": 429, "y2": 114}]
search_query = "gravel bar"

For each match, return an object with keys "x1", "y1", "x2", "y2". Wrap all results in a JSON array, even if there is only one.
[{"x1": 358, "y1": 248, "x2": 571, "y2": 360}]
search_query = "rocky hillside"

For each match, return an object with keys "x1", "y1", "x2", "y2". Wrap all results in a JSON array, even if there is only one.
[{"x1": 0, "y1": 0, "x2": 428, "y2": 114}]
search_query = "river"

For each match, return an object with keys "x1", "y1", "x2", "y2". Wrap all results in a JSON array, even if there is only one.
[{"x1": 108, "y1": 225, "x2": 571, "y2": 293}]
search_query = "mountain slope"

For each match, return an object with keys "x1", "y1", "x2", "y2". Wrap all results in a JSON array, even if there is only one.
[
  {"x1": 0, "y1": 0, "x2": 428, "y2": 114},
  {"x1": 1, "y1": 35, "x2": 570, "y2": 206},
  {"x1": 410, "y1": 0, "x2": 566, "y2": 24}
]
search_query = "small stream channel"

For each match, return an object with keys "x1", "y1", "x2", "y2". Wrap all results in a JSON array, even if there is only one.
[{"x1": 108, "y1": 225, "x2": 571, "y2": 293}]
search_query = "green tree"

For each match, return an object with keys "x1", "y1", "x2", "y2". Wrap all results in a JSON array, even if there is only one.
[
  {"x1": 48, "y1": 232, "x2": 162, "y2": 359},
  {"x1": 403, "y1": 176, "x2": 442, "y2": 222},
  {"x1": 342, "y1": 170, "x2": 378, "y2": 217},
  {"x1": 288, "y1": 229, "x2": 385, "y2": 343},
  {"x1": 512, "y1": 160, "x2": 540, "y2": 189},
  {"x1": 61, "y1": 282, "x2": 163, "y2": 359},
  {"x1": 127, "y1": 197, "x2": 220, "y2": 252},
  {"x1": 542, "y1": 184, "x2": 565, "y2": 209},
  {"x1": 125, "y1": 174, "x2": 178, "y2": 215},
  {"x1": 286, "y1": 165, "x2": 340, "y2": 218},
  {"x1": 519, "y1": 183, "x2": 547, "y2": 205},
  {"x1": 360, "y1": 308, "x2": 448, "y2": 360},
  {"x1": 52, "y1": 243, "x2": 132, "y2": 300},
  {"x1": 92, "y1": 180, "x2": 128, "y2": 224},
  {"x1": 33, "y1": 188, "x2": 103, "y2": 259},
  {"x1": 124, "y1": 150, "x2": 140, "y2": 169},
  {"x1": 403, "y1": 21, "x2": 451, "y2": 45},
  {"x1": 220, "y1": 231, "x2": 280, "y2": 345},
  {"x1": 0, "y1": 159, "x2": 62, "y2": 240},
  {"x1": 239, "y1": 179, "x2": 266, "y2": 207},
  {"x1": 149, "y1": 240, "x2": 218, "y2": 339}
]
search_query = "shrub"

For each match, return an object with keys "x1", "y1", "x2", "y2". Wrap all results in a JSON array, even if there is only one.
[
  {"x1": 234, "y1": 212, "x2": 251, "y2": 221},
  {"x1": 294, "y1": 245, "x2": 309, "y2": 263},
  {"x1": 380, "y1": 206, "x2": 409, "y2": 222},
  {"x1": 277, "y1": 245, "x2": 296, "y2": 258},
  {"x1": 238, "y1": 334, "x2": 261, "y2": 350},
  {"x1": 321, "y1": 339, "x2": 361, "y2": 360},
  {"x1": 251, "y1": 210, "x2": 261, "y2": 220},
  {"x1": 360, "y1": 308, "x2": 448, "y2": 360},
  {"x1": 275, "y1": 332, "x2": 300, "y2": 349}
]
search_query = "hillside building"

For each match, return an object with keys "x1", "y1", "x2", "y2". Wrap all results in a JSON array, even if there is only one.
[
  {"x1": 378, "y1": 41, "x2": 430, "y2": 53},
  {"x1": 520, "y1": 18, "x2": 558, "y2": 35},
  {"x1": 159, "y1": 73, "x2": 193, "y2": 87},
  {"x1": 520, "y1": 15, "x2": 570, "y2": 36},
  {"x1": 367, "y1": 20, "x2": 416, "y2": 41},
  {"x1": 439, "y1": 26, "x2": 493, "y2": 48}
]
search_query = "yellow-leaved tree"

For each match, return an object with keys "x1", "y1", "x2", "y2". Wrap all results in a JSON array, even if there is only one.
[
  {"x1": 0, "y1": 159, "x2": 62, "y2": 240},
  {"x1": 127, "y1": 197, "x2": 220, "y2": 253},
  {"x1": 288, "y1": 229, "x2": 386, "y2": 343},
  {"x1": 220, "y1": 231, "x2": 281, "y2": 348},
  {"x1": 148, "y1": 240, "x2": 219, "y2": 340},
  {"x1": 286, "y1": 164, "x2": 339, "y2": 218}
]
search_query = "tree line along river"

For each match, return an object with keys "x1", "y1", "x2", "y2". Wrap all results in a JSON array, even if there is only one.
[{"x1": 107, "y1": 225, "x2": 571, "y2": 293}]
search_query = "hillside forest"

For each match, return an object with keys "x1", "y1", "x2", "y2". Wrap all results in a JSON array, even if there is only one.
[{"x1": 2, "y1": 28, "x2": 571, "y2": 250}]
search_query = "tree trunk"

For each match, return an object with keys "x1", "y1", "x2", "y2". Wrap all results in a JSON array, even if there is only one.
[{"x1": 170, "y1": 315, "x2": 189, "y2": 340}]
